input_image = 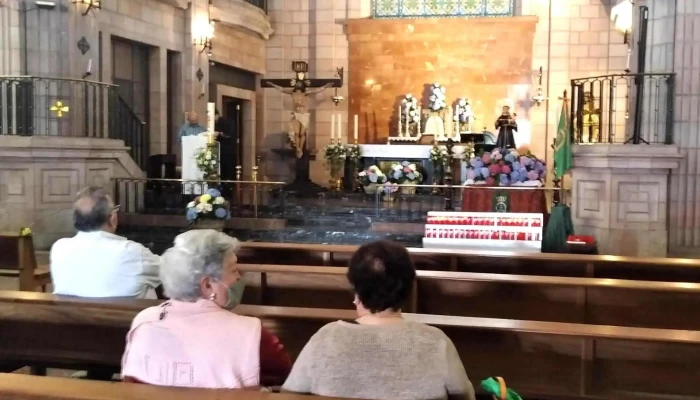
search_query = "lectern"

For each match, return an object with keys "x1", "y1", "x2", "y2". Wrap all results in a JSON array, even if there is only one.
[{"x1": 181, "y1": 103, "x2": 219, "y2": 195}]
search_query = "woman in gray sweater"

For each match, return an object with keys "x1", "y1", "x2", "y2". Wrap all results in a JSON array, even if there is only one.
[{"x1": 282, "y1": 240, "x2": 476, "y2": 400}]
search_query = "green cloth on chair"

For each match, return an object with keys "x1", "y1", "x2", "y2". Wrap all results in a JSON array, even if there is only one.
[
  {"x1": 542, "y1": 203, "x2": 574, "y2": 253},
  {"x1": 481, "y1": 377, "x2": 523, "y2": 400}
]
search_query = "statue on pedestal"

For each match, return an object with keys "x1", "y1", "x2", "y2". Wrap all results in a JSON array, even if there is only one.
[{"x1": 495, "y1": 105, "x2": 518, "y2": 149}]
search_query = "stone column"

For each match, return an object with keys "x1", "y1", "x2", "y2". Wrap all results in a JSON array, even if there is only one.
[
  {"x1": 571, "y1": 144, "x2": 682, "y2": 257},
  {"x1": 0, "y1": 0, "x2": 22, "y2": 75}
]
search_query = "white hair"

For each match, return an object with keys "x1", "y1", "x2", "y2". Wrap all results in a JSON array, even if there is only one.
[{"x1": 160, "y1": 229, "x2": 241, "y2": 301}]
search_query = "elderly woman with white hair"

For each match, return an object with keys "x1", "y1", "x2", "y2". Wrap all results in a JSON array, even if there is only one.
[{"x1": 121, "y1": 230, "x2": 291, "y2": 388}]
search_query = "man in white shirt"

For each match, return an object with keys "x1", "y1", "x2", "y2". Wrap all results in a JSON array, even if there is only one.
[{"x1": 50, "y1": 186, "x2": 161, "y2": 298}]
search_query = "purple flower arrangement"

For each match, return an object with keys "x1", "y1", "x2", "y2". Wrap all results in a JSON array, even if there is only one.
[{"x1": 465, "y1": 148, "x2": 547, "y2": 187}]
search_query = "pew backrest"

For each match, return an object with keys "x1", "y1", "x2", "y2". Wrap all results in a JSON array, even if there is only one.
[
  {"x1": 0, "y1": 374, "x2": 356, "y2": 400},
  {"x1": 0, "y1": 233, "x2": 49, "y2": 291}
]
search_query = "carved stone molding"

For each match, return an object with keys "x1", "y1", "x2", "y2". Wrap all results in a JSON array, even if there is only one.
[
  {"x1": 154, "y1": 0, "x2": 188, "y2": 9},
  {"x1": 211, "y1": 0, "x2": 274, "y2": 40}
]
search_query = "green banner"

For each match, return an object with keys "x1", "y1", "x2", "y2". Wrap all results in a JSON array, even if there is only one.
[{"x1": 554, "y1": 98, "x2": 573, "y2": 178}]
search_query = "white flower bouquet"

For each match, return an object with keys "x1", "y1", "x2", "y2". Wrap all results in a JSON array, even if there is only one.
[
  {"x1": 429, "y1": 144, "x2": 449, "y2": 164},
  {"x1": 401, "y1": 94, "x2": 421, "y2": 125},
  {"x1": 194, "y1": 146, "x2": 219, "y2": 180},
  {"x1": 389, "y1": 161, "x2": 423, "y2": 184},
  {"x1": 429, "y1": 83, "x2": 447, "y2": 112}
]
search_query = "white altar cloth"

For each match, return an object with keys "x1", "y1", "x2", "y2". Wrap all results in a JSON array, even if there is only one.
[{"x1": 359, "y1": 144, "x2": 471, "y2": 160}]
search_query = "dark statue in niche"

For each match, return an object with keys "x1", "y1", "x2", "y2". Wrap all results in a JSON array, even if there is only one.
[{"x1": 495, "y1": 105, "x2": 518, "y2": 149}]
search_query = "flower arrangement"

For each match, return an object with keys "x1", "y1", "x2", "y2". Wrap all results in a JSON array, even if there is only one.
[
  {"x1": 400, "y1": 94, "x2": 421, "y2": 125},
  {"x1": 345, "y1": 144, "x2": 362, "y2": 162},
  {"x1": 429, "y1": 144, "x2": 449, "y2": 165},
  {"x1": 454, "y1": 98, "x2": 474, "y2": 124},
  {"x1": 358, "y1": 165, "x2": 387, "y2": 186},
  {"x1": 389, "y1": 161, "x2": 423, "y2": 184},
  {"x1": 429, "y1": 83, "x2": 447, "y2": 112},
  {"x1": 465, "y1": 148, "x2": 547, "y2": 187},
  {"x1": 380, "y1": 182, "x2": 399, "y2": 194},
  {"x1": 194, "y1": 146, "x2": 219, "y2": 180},
  {"x1": 185, "y1": 188, "x2": 231, "y2": 222},
  {"x1": 324, "y1": 142, "x2": 346, "y2": 163}
]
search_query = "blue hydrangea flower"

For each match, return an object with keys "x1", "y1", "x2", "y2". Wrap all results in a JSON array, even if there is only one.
[
  {"x1": 473, "y1": 168, "x2": 482, "y2": 178},
  {"x1": 504, "y1": 154, "x2": 515, "y2": 163},
  {"x1": 369, "y1": 173, "x2": 378, "y2": 183},
  {"x1": 407, "y1": 172, "x2": 415, "y2": 180},
  {"x1": 512, "y1": 161, "x2": 522, "y2": 171},
  {"x1": 480, "y1": 167, "x2": 490, "y2": 178},
  {"x1": 471, "y1": 158, "x2": 484, "y2": 169},
  {"x1": 214, "y1": 208, "x2": 228, "y2": 219},
  {"x1": 393, "y1": 171, "x2": 402, "y2": 180},
  {"x1": 499, "y1": 174, "x2": 510, "y2": 186},
  {"x1": 206, "y1": 188, "x2": 221, "y2": 198},
  {"x1": 186, "y1": 208, "x2": 198, "y2": 221},
  {"x1": 510, "y1": 171, "x2": 521, "y2": 182}
]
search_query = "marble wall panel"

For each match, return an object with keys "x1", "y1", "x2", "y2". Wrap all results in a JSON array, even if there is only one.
[{"x1": 347, "y1": 17, "x2": 538, "y2": 144}]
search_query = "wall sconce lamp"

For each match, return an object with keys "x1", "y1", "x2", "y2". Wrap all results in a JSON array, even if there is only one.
[
  {"x1": 611, "y1": 0, "x2": 633, "y2": 44},
  {"x1": 193, "y1": 18, "x2": 215, "y2": 55},
  {"x1": 72, "y1": 0, "x2": 100, "y2": 15},
  {"x1": 531, "y1": 66, "x2": 548, "y2": 107}
]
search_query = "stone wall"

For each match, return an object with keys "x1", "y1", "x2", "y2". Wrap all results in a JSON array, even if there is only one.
[
  {"x1": 0, "y1": 0, "x2": 270, "y2": 172},
  {"x1": 262, "y1": 0, "x2": 371, "y2": 182},
  {"x1": 347, "y1": 16, "x2": 538, "y2": 145}
]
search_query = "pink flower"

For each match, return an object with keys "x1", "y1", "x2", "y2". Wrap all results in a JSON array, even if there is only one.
[
  {"x1": 527, "y1": 170, "x2": 539, "y2": 180},
  {"x1": 404, "y1": 168, "x2": 411, "y2": 173},
  {"x1": 481, "y1": 153, "x2": 490, "y2": 163},
  {"x1": 488, "y1": 164, "x2": 501, "y2": 176},
  {"x1": 485, "y1": 177, "x2": 496, "y2": 186},
  {"x1": 493, "y1": 153, "x2": 503, "y2": 160},
  {"x1": 501, "y1": 165, "x2": 511, "y2": 174}
]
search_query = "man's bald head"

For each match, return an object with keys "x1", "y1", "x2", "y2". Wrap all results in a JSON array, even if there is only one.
[
  {"x1": 187, "y1": 111, "x2": 199, "y2": 124},
  {"x1": 73, "y1": 186, "x2": 116, "y2": 232}
]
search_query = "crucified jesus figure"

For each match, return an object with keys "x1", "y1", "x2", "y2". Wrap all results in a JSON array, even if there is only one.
[{"x1": 267, "y1": 81, "x2": 334, "y2": 159}]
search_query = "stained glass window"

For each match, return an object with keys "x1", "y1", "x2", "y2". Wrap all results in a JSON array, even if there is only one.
[{"x1": 373, "y1": 0, "x2": 515, "y2": 18}]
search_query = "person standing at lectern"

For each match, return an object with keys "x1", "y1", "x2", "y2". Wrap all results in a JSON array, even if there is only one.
[
  {"x1": 495, "y1": 105, "x2": 518, "y2": 149},
  {"x1": 215, "y1": 109, "x2": 235, "y2": 196},
  {"x1": 178, "y1": 111, "x2": 207, "y2": 142}
]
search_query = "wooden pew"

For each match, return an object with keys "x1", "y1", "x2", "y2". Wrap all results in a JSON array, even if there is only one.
[
  {"x1": 238, "y1": 263, "x2": 700, "y2": 331},
  {"x1": 238, "y1": 242, "x2": 700, "y2": 282},
  {"x1": 0, "y1": 233, "x2": 51, "y2": 292},
  {"x1": 1, "y1": 291, "x2": 699, "y2": 399},
  {"x1": 0, "y1": 373, "x2": 354, "y2": 400}
]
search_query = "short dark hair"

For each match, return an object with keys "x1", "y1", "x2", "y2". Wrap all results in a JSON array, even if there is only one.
[
  {"x1": 73, "y1": 186, "x2": 112, "y2": 232},
  {"x1": 347, "y1": 240, "x2": 416, "y2": 313}
]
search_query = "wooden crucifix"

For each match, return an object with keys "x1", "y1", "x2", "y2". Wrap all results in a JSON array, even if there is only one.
[{"x1": 261, "y1": 61, "x2": 343, "y2": 189}]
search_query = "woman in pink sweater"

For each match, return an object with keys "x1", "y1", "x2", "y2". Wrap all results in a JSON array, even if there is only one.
[{"x1": 121, "y1": 230, "x2": 291, "y2": 388}]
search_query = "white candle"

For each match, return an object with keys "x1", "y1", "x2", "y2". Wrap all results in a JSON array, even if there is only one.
[
  {"x1": 337, "y1": 113, "x2": 342, "y2": 142},
  {"x1": 405, "y1": 107, "x2": 409, "y2": 136},
  {"x1": 398, "y1": 106, "x2": 402, "y2": 137},
  {"x1": 353, "y1": 114, "x2": 359, "y2": 141},
  {"x1": 331, "y1": 114, "x2": 336, "y2": 140},
  {"x1": 87, "y1": 59, "x2": 92, "y2": 73},
  {"x1": 207, "y1": 102, "x2": 215, "y2": 133}
]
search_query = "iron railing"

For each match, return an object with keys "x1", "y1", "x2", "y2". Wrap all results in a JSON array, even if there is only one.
[
  {"x1": 114, "y1": 178, "x2": 567, "y2": 224},
  {"x1": 0, "y1": 76, "x2": 148, "y2": 169},
  {"x1": 244, "y1": 0, "x2": 266, "y2": 12},
  {"x1": 570, "y1": 73, "x2": 675, "y2": 145}
]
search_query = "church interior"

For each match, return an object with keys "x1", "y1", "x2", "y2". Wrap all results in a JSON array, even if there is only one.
[{"x1": 1, "y1": 0, "x2": 700, "y2": 399}]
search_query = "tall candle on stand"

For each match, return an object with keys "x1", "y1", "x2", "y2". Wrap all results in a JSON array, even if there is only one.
[
  {"x1": 405, "y1": 107, "x2": 410, "y2": 137},
  {"x1": 337, "y1": 114, "x2": 342, "y2": 143},
  {"x1": 331, "y1": 114, "x2": 336, "y2": 143},
  {"x1": 207, "y1": 102, "x2": 215, "y2": 133},
  {"x1": 353, "y1": 114, "x2": 359, "y2": 142},
  {"x1": 398, "y1": 106, "x2": 402, "y2": 137}
]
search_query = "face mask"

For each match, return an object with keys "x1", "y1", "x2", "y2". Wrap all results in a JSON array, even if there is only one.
[{"x1": 220, "y1": 279, "x2": 245, "y2": 310}]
